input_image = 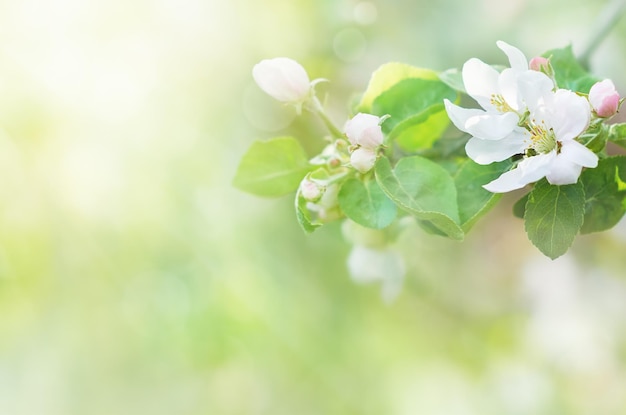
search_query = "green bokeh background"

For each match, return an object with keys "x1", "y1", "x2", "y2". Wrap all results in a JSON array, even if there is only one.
[{"x1": 1, "y1": 0, "x2": 626, "y2": 414}]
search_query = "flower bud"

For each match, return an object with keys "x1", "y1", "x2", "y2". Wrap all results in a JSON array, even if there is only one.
[
  {"x1": 589, "y1": 79, "x2": 620, "y2": 118},
  {"x1": 299, "y1": 178, "x2": 322, "y2": 201},
  {"x1": 350, "y1": 147, "x2": 377, "y2": 173},
  {"x1": 344, "y1": 113, "x2": 384, "y2": 149},
  {"x1": 529, "y1": 56, "x2": 550, "y2": 73},
  {"x1": 252, "y1": 57, "x2": 311, "y2": 103}
]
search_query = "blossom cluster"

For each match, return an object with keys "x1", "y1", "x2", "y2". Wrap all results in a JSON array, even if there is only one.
[{"x1": 444, "y1": 41, "x2": 620, "y2": 193}]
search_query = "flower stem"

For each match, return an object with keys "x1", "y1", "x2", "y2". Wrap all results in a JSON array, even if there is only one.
[
  {"x1": 310, "y1": 96, "x2": 344, "y2": 139},
  {"x1": 579, "y1": 0, "x2": 626, "y2": 69}
]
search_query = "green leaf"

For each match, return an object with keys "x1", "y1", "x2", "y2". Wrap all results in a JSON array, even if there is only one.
[
  {"x1": 371, "y1": 78, "x2": 457, "y2": 152},
  {"x1": 375, "y1": 156, "x2": 464, "y2": 240},
  {"x1": 524, "y1": 179, "x2": 585, "y2": 259},
  {"x1": 338, "y1": 178, "x2": 397, "y2": 229},
  {"x1": 384, "y1": 104, "x2": 449, "y2": 151},
  {"x1": 608, "y1": 123, "x2": 626, "y2": 149},
  {"x1": 357, "y1": 63, "x2": 440, "y2": 112},
  {"x1": 543, "y1": 45, "x2": 598, "y2": 93},
  {"x1": 580, "y1": 156, "x2": 626, "y2": 234},
  {"x1": 295, "y1": 192, "x2": 321, "y2": 233},
  {"x1": 454, "y1": 159, "x2": 513, "y2": 231},
  {"x1": 513, "y1": 193, "x2": 529, "y2": 219},
  {"x1": 233, "y1": 137, "x2": 313, "y2": 197},
  {"x1": 438, "y1": 68, "x2": 465, "y2": 93}
]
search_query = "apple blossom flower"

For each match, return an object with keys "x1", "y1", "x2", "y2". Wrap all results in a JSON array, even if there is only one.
[
  {"x1": 444, "y1": 41, "x2": 598, "y2": 193},
  {"x1": 344, "y1": 112, "x2": 385, "y2": 148},
  {"x1": 252, "y1": 57, "x2": 311, "y2": 104},
  {"x1": 589, "y1": 79, "x2": 620, "y2": 118},
  {"x1": 350, "y1": 147, "x2": 377, "y2": 173},
  {"x1": 444, "y1": 41, "x2": 554, "y2": 142},
  {"x1": 480, "y1": 89, "x2": 597, "y2": 192}
]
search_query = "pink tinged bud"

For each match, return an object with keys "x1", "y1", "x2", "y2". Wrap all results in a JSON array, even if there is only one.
[
  {"x1": 350, "y1": 147, "x2": 377, "y2": 173},
  {"x1": 344, "y1": 113, "x2": 384, "y2": 148},
  {"x1": 300, "y1": 179, "x2": 321, "y2": 201},
  {"x1": 252, "y1": 57, "x2": 311, "y2": 103},
  {"x1": 529, "y1": 56, "x2": 550, "y2": 72},
  {"x1": 589, "y1": 79, "x2": 620, "y2": 118}
]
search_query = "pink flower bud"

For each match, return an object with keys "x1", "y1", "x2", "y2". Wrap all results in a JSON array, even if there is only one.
[
  {"x1": 252, "y1": 57, "x2": 311, "y2": 103},
  {"x1": 589, "y1": 79, "x2": 620, "y2": 118},
  {"x1": 300, "y1": 179, "x2": 321, "y2": 201},
  {"x1": 344, "y1": 113, "x2": 384, "y2": 149},
  {"x1": 350, "y1": 147, "x2": 377, "y2": 173},
  {"x1": 529, "y1": 56, "x2": 550, "y2": 72}
]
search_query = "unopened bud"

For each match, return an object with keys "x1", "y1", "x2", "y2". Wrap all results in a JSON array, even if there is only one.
[
  {"x1": 529, "y1": 56, "x2": 550, "y2": 73},
  {"x1": 350, "y1": 147, "x2": 377, "y2": 173},
  {"x1": 300, "y1": 179, "x2": 322, "y2": 201},
  {"x1": 252, "y1": 57, "x2": 311, "y2": 103},
  {"x1": 589, "y1": 79, "x2": 620, "y2": 118},
  {"x1": 344, "y1": 113, "x2": 385, "y2": 149}
]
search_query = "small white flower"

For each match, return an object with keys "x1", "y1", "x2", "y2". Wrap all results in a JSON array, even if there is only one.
[
  {"x1": 252, "y1": 57, "x2": 311, "y2": 103},
  {"x1": 350, "y1": 147, "x2": 377, "y2": 173},
  {"x1": 347, "y1": 245, "x2": 405, "y2": 303},
  {"x1": 445, "y1": 41, "x2": 598, "y2": 193},
  {"x1": 589, "y1": 79, "x2": 620, "y2": 118},
  {"x1": 482, "y1": 89, "x2": 597, "y2": 192},
  {"x1": 444, "y1": 41, "x2": 554, "y2": 142},
  {"x1": 344, "y1": 112, "x2": 385, "y2": 149}
]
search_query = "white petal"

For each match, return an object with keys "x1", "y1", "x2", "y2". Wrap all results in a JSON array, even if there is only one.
[
  {"x1": 444, "y1": 99, "x2": 519, "y2": 141},
  {"x1": 559, "y1": 140, "x2": 598, "y2": 168},
  {"x1": 462, "y1": 58, "x2": 500, "y2": 110},
  {"x1": 545, "y1": 156, "x2": 583, "y2": 185},
  {"x1": 540, "y1": 89, "x2": 590, "y2": 141},
  {"x1": 518, "y1": 152, "x2": 555, "y2": 181},
  {"x1": 516, "y1": 70, "x2": 554, "y2": 112},
  {"x1": 496, "y1": 40, "x2": 528, "y2": 71},
  {"x1": 464, "y1": 111, "x2": 519, "y2": 140},
  {"x1": 483, "y1": 168, "x2": 526, "y2": 193},
  {"x1": 444, "y1": 99, "x2": 485, "y2": 133},
  {"x1": 498, "y1": 68, "x2": 521, "y2": 111},
  {"x1": 483, "y1": 153, "x2": 553, "y2": 193},
  {"x1": 465, "y1": 130, "x2": 526, "y2": 164}
]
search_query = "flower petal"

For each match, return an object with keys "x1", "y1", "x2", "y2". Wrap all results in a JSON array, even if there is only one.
[
  {"x1": 462, "y1": 58, "x2": 500, "y2": 110},
  {"x1": 465, "y1": 130, "x2": 526, "y2": 164},
  {"x1": 538, "y1": 89, "x2": 590, "y2": 141},
  {"x1": 464, "y1": 111, "x2": 520, "y2": 140},
  {"x1": 483, "y1": 153, "x2": 553, "y2": 193},
  {"x1": 516, "y1": 70, "x2": 554, "y2": 112},
  {"x1": 559, "y1": 140, "x2": 598, "y2": 168},
  {"x1": 545, "y1": 157, "x2": 583, "y2": 185},
  {"x1": 446, "y1": 95, "x2": 518, "y2": 141},
  {"x1": 496, "y1": 40, "x2": 528, "y2": 71}
]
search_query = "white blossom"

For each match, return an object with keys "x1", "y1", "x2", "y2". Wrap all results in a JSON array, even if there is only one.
[
  {"x1": 445, "y1": 41, "x2": 598, "y2": 193},
  {"x1": 252, "y1": 57, "x2": 311, "y2": 103}
]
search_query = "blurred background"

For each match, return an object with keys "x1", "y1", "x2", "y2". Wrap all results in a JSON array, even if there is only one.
[{"x1": 1, "y1": 0, "x2": 626, "y2": 414}]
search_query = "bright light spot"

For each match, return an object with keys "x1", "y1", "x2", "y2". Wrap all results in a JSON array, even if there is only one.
[
  {"x1": 354, "y1": 1, "x2": 378, "y2": 25},
  {"x1": 333, "y1": 28, "x2": 367, "y2": 63}
]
